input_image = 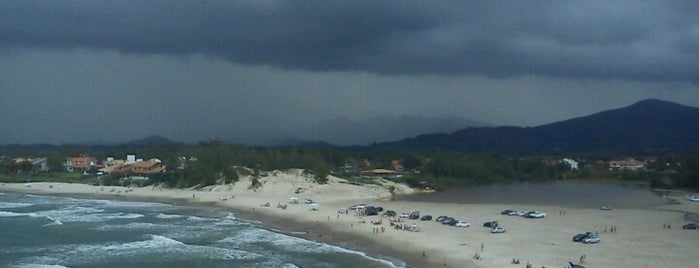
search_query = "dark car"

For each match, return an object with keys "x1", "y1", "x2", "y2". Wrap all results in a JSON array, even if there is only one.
[
  {"x1": 683, "y1": 223, "x2": 698, "y2": 229},
  {"x1": 420, "y1": 215, "x2": 433, "y2": 221},
  {"x1": 569, "y1": 261, "x2": 585, "y2": 268},
  {"x1": 408, "y1": 210, "x2": 420, "y2": 220},
  {"x1": 501, "y1": 209, "x2": 514, "y2": 215},
  {"x1": 383, "y1": 210, "x2": 396, "y2": 217},
  {"x1": 572, "y1": 232, "x2": 593, "y2": 242},
  {"x1": 365, "y1": 206, "x2": 379, "y2": 216},
  {"x1": 483, "y1": 220, "x2": 498, "y2": 228},
  {"x1": 442, "y1": 217, "x2": 456, "y2": 225},
  {"x1": 435, "y1": 216, "x2": 448, "y2": 222}
]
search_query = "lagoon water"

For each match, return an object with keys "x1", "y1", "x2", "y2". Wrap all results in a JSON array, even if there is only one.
[
  {"x1": 0, "y1": 193, "x2": 399, "y2": 268},
  {"x1": 398, "y1": 181, "x2": 669, "y2": 209}
]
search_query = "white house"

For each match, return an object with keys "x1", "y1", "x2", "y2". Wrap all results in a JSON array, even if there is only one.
[{"x1": 562, "y1": 158, "x2": 579, "y2": 170}]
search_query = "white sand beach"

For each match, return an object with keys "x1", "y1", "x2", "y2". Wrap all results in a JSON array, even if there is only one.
[{"x1": 2, "y1": 171, "x2": 698, "y2": 268}]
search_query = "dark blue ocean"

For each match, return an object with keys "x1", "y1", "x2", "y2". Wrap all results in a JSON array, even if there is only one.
[{"x1": 0, "y1": 192, "x2": 401, "y2": 268}]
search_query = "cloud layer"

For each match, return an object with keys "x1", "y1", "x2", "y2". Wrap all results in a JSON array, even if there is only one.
[{"x1": 2, "y1": 1, "x2": 697, "y2": 81}]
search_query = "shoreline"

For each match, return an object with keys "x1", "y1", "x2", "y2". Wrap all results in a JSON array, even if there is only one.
[
  {"x1": 0, "y1": 175, "x2": 451, "y2": 268},
  {"x1": 2, "y1": 177, "x2": 698, "y2": 268}
]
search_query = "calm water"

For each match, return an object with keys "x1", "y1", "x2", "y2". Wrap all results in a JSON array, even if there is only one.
[
  {"x1": 0, "y1": 192, "x2": 401, "y2": 268},
  {"x1": 398, "y1": 181, "x2": 670, "y2": 209}
]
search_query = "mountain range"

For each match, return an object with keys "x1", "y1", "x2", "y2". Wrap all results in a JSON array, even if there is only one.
[
  {"x1": 374, "y1": 99, "x2": 699, "y2": 153},
  {"x1": 289, "y1": 114, "x2": 489, "y2": 146},
  {"x1": 54, "y1": 99, "x2": 698, "y2": 154}
]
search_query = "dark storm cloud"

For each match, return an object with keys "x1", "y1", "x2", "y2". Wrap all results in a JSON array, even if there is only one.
[{"x1": 1, "y1": 0, "x2": 698, "y2": 81}]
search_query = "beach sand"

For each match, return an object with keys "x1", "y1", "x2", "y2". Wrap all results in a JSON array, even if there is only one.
[{"x1": 2, "y1": 171, "x2": 698, "y2": 268}]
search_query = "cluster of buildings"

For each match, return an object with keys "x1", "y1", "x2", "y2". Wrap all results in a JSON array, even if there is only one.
[
  {"x1": 4, "y1": 157, "x2": 49, "y2": 172},
  {"x1": 608, "y1": 159, "x2": 646, "y2": 171},
  {"x1": 64, "y1": 155, "x2": 166, "y2": 175},
  {"x1": 554, "y1": 158, "x2": 647, "y2": 171}
]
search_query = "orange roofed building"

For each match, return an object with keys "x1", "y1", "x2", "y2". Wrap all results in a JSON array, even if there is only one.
[
  {"x1": 64, "y1": 157, "x2": 97, "y2": 172},
  {"x1": 110, "y1": 158, "x2": 166, "y2": 175}
]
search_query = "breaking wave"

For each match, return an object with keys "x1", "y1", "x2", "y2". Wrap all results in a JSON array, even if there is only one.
[{"x1": 0, "y1": 202, "x2": 34, "y2": 209}]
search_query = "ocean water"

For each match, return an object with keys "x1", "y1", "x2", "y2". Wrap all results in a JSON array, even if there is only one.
[{"x1": 0, "y1": 192, "x2": 401, "y2": 268}]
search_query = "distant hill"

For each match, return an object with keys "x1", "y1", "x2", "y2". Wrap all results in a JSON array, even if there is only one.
[
  {"x1": 124, "y1": 135, "x2": 177, "y2": 146},
  {"x1": 376, "y1": 99, "x2": 699, "y2": 153},
  {"x1": 292, "y1": 114, "x2": 490, "y2": 146}
]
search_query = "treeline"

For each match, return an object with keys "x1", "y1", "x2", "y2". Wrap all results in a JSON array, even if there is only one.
[{"x1": 1, "y1": 142, "x2": 698, "y2": 190}]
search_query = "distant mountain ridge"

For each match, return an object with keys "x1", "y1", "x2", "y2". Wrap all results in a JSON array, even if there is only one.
[
  {"x1": 125, "y1": 135, "x2": 177, "y2": 146},
  {"x1": 292, "y1": 114, "x2": 489, "y2": 146},
  {"x1": 375, "y1": 99, "x2": 699, "y2": 153}
]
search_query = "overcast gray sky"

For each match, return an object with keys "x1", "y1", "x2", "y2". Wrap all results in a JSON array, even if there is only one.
[{"x1": 1, "y1": 1, "x2": 698, "y2": 145}]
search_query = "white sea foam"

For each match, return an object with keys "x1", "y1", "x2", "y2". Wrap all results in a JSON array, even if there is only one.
[
  {"x1": 93, "y1": 222, "x2": 161, "y2": 231},
  {"x1": 220, "y1": 228, "x2": 406, "y2": 268},
  {"x1": 42, "y1": 219, "x2": 63, "y2": 226},
  {"x1": 155, "y1": 213, "x2": 183, "y2": 219},
  {"x1": 93, "y1": 199, "x2": 170, "y2": 208},
  {"x1": 12, "y1": 264, "x2": 70, "y2": 268},
  {"x1": 34, "y1": 209, "x2": 144, "y2": 222},
  {"x1": 40, "y1": 234, "x2": 263, "y2": 263},
  {"x1": 0, "y1": 211, "x2": 45, "y2": 218},
  {"x1": 187, "y1": 215, "x2": 214, "y2": 221},
  {"x1": 0, "y1": 202, "x2": 34, "y2": 209},
  {"x1": 102, "y1": 234, "x2": 184, "y2": 251}
]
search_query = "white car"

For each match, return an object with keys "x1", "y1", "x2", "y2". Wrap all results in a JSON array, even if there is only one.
[
  {"x1": 525, "y1": 211, "x2": 546, "y2": 218},
  {"x1": 491, "y1": 226, "x2": 506, "y2": 233},
  {"x1": 455, "y1": 221, "x2": 471, "y2": 227},
  {"x1": 583, "y1": 235, "x2": 601, "y2": 244},
  {"x1": 399, "y1": 212, "x2": 410, "y2": 218},
  {"x1": 349, "y1": 204, "x2": 367, "y2": 210}
]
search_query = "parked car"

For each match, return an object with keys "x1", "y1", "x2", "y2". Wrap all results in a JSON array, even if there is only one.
[
  {"x1": 442, "y1": 217, "x2": 457, "y2": 225},
  {"x1": 383, "y1": 210, "x2": 396, "y2": 217},
  {"x1": 420, "y1": 215, "x2": 433, "y2": 221},
  {"x1": 506, "y1": 210, "x2": 523, "y2": 216},
  {"x1": 365, "y1": 206, "x2": 379, "y2": 216},
  {"x1": 582, "y1": 235, "x2": 601, "y2": 244},
  {"x1": 435, "y1": 216, "x2": 448, "y2": 222},
  {"x1": 399, "y1": 212, "x2": 410, "y2": 218},
  {"x1": 525, "y1": 211, "x2": 546, "y2": 218},
  {"x1": 572, "y1": 232, "x2": 593, "y2": 242},
  {"x1": 483, "y1": 220, "x2": 498, "y2": 228},
  {"x1": 491, "y1": 226, "x2": 506, "y2": 233},
  {"x1": 501, "y1": 209, "x2": 514, "y2": 215},
  {"x1": 349, "y1": 204, "x2": 367, "y2": 210},
  {"x1": 569, "y1": 261, "x2": 586, "y2": 268},
  {"x1": 455, "y1": 221, "x2": 471, "y2": 227},
  {"x1": 408, "y1": 210, "x2": 420, "y2": 220},
  {"x1": 682, "y1": 223, "x2": 698, "y2": 229}
]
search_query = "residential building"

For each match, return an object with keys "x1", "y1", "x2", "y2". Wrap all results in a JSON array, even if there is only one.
[
  {"x1": 30, "y1": 158, "x2": 49, "y2": 172},
  {"x1": 562, "y1": 158, "x2": 579, "y2": 170},
  {"x1": 609, "y1": 159, "x2": 646, "y2": 171},
  {"x1": 110, "y1": 158, "x2": 166, "y2": 175},
  {"x1": 64, "y1": 157, "x2": 97, "y2": 172}
]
